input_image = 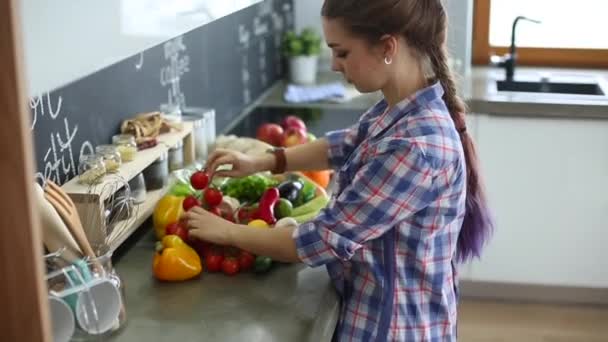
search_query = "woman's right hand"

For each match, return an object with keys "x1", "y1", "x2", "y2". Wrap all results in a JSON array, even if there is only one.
[{"x1": 205, "y1": 148, "x2": 264, "y2": 178}]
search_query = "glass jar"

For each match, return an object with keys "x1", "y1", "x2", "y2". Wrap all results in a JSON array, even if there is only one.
[
  {"x1": 71, "y1": 247, "x2": 127, "y2": 340},
  {"x1": 111, "y1": 134, "x2": 137, "y2": 162},
  {"x1": 183, "y1": 114, "x2": 207, "y2": 162},
  {"x1": 142, "y1": 151, "x2": 169, "y2": 190},
  {"x1": 78, "y1": 155, "x2": 106, "y2": 185},
  {"x1": 95, "y1": 145, "x2": 122, "y2": 173},
  {"x1": 160, "y1": 103, "x2": 182, "y2": 123},
  {"x1": 168, "y1": 140, "x2": 184, "y2": 172},
  {"x1": 203, "y1": 109, "x2": 216, "y2": 153}
]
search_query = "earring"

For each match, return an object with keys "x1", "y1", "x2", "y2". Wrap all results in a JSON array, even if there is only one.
[{"x1": 384, "y1": 57, "x2": 392, "y2": 65}]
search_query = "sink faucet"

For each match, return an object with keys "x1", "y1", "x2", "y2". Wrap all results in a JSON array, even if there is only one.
[{"x1": 491, "y1": 16, "x2": 541, "y2": 82}]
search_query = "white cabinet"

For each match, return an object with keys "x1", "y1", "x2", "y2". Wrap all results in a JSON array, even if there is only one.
[{"x1": 469, "y1": 114, "x2": 608, "y2": 287}]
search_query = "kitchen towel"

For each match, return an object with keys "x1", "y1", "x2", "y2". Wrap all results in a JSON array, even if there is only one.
[{"x1": 284, "y1": 82, "x2": 348, "y2": 103}]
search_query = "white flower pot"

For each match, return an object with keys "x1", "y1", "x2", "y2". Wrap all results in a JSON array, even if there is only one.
[{"x1": 288, "y1": 55, "x2": 319, "y2": 85}]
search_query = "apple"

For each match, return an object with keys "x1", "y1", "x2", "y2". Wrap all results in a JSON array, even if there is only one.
[
  {"x1": 282, "y1": 127, "x2": 308, "y2": 147},
  {"x1": 256, "y1": 123, "x2": 284, "y2": 146},
  {"x1": 281, "y1": 115, "x2": 306, "y2": 132}
]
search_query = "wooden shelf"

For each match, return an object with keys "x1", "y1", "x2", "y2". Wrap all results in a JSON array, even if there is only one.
[
  {"x1": 61, "y1": 122, "x2": 195, "y2": 252},
  {"x1": 62, "y1": 122, "x2": 193, "y2": 201},
  {"x1": 107, "y1": 187, "x2": 167, "y2": 253}
]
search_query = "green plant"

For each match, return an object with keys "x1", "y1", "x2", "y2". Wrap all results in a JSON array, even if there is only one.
[{"x1": 282, "y1": 28, "x2": 322, "y2": 57}]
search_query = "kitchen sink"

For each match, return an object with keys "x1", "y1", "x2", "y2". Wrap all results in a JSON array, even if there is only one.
[
  {"x1": 496, "y1": 80, "x2": 606, "y2": 96},
  {"x1": 496, "y1": 80, "x2": 605, "y2": 96}
]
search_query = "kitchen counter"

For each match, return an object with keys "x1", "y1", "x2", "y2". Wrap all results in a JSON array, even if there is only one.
[
  {"x1": 107, "y1": 229, "x2": 339, "y2": 342},
  {"x1": 259, "y1": 67, "x2": 608, "y2": 120},
  {"x1": 468, "y1": 66, "x2": 608, "y2": 119}
]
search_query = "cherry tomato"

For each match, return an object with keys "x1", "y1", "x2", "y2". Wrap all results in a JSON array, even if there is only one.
[
  {"x1": 238, "y1": 251, "x2": 255, "y2": 271},
  {"x1": 182, "y1": 195, "x2": 201, "y2": 211},
  {"x1": 208, "y1": 206, "x2": 222, "y2": 216},
  {"x1": 222, "y1": 257, "x2": 240, "y2": 276},
  {"x1": 190, "y1": 171, "x2": 209, "y2": 190},
  {"x1": 204, "y1": 188, "x2": 223, "y2": 207},
  {"x1": 165, "y1": 222, "x2": 188, "y2": 241},
  {"x1": 205, "y1": 254, "x2": 224, "y2": 273}
]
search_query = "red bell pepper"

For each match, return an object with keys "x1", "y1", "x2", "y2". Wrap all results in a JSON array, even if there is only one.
[{"x1": 252, "y1": 188, "x2": 279, "y2": 225}]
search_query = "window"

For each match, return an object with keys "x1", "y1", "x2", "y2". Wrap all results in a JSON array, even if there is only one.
[{"x1": 473, "y1": 0, "x2": 608, "y2": 68}]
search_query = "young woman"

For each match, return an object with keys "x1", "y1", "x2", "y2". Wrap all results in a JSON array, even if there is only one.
[{"x1": 184, "y1": 0, "x2": 493, "y2": 340}]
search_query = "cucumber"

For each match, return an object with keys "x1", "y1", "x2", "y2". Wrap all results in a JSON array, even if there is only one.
[
  {"x1": 291, "y1": 194, "x2": 329, "y2": 217},
  {"x1": 292, "y1": 210, "x2": 321, "y2": 224}
]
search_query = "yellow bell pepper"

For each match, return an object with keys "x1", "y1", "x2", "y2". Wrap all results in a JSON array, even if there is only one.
[
  {"x1": 153, "y1": 235, "x2": 202, "y2": 282},
  {"x1": 153, "y1": 195, "x2": 184, "y2": 239}
]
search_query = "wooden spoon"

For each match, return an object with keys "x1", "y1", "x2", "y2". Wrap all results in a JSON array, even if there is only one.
[
  {"x1": 33, "y1": 183, "x2": 83, "y2": 261},
  {"x1": 43, "y1": 180, "x2": 96, "y2": 259}
]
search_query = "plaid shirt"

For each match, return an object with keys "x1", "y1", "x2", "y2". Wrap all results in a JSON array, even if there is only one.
[{"x1": 293, "y1": 82, "x2": 466, "y2": 341}]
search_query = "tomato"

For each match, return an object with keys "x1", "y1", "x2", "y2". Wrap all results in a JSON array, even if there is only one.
[
  {"x1": 204, "y1": 188, "x2": 223, "y2": 207},
  {"x1": 208, "y1": 206, "x2": 222, "y2": 216},
  {"x1": 190, "y1": 171, "x2": 209, "y2": 190},
  {"x1": 204, "y1": 244, "x2": 223, "y2": 259},
  {"x1": 222, "y1": 258, "x2": 240, "y2": 276},
  {"x1": 238, "y1": 251, "x2": 255, "y2": 271},
  {"x1": 182, "y1": 195, "x2": 201, "y2": 211},
  {"x1": 205, "y1": 254, "x2": 224, "y2": 273},
  {"x1": 165, "y1": 222, "x2": 188, "y2": 242}
]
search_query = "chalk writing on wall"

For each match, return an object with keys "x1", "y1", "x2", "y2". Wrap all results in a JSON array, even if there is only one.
[
  {"x1": 31, "y1": 93, "x2": 94, "y2": 185},
  {"x1": 160, "y1": 36, "x2": 190, "y2": 108}
]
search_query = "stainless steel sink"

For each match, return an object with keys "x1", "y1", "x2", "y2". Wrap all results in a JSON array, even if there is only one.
[{"x1": 496, "y1": 80, "x2": 605, "y2": 96}]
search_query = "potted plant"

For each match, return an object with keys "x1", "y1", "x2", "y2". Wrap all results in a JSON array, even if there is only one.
[{"x1": 282, "y1": 28, "x2": 322, "y2": 84}]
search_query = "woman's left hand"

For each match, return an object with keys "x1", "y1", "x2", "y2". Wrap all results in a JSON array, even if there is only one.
[{"x1": 182, "y1": 207, "x2": 235, "y2": 246}]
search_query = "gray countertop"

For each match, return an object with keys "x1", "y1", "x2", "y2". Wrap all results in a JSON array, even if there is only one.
[
  {"x1": 468, "y1": 66, "x2": 608, "y2": 119},
  {"x1": 259, "y1": 67, "x2": 608, "y2": 120},
  {"x1": 107, "y1": 229, "x2": 339, "y2": 342}
]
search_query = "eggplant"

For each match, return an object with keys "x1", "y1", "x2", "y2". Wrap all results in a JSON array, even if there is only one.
[{"x1": 277, "y1": 180, "x2": 303, "y2": 203}]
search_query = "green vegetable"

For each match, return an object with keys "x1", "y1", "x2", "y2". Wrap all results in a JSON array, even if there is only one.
[
  {"x1": 291, "y1": 210, "x2": 321, "y2": 224},
  {"x1": 293, "y1": 179, "x2": 316, "y2": 207},
  {"x1": 220, "y1": 174, "x2": 278, "y2": 203},
  {"x1": 274, "y1": 198, "x2": 293, "y2": 219},
  {"x1": 170, "y1": 181, "x2": 197, "y2": 197},
  {"x1": 253, "y1": 256, "x2": 273, "y2": 273},
  {"x1": 291, "y1": 195, "x2": 329, "y2": 217}
]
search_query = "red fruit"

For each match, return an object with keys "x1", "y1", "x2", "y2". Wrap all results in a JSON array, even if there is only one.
[
  {"x1": 222, "y1": 257, "x2": 240, "y2": 276},
  {"x1": 190, "y1": 171, "x2": 209, "y2": 190},
  {"x1": 209, "y1": 206, "x2": 222, "y2": 216},
  {"x1": 205, "y1": 254, "x2": 224, "y2": 272},
  {"x1": 188, "y1": 239, "x2": 208, "y2": 258},
  {"x1": 282, "y1": 126, "x2": 308, "y2": 147},
  {"x1": 204, "y1": 188, "x2": 223, "y2": 207},
  {"x1": 281, "y1": 115, "x2": 306, "y2": 132},
  {"x1": 182, "y1": 195, "x2": 201, "y2": 211},
  {"x1": 238, "y1": 251, "x2": 255, "y2": 271},
  {"x1": 222, "y1": 212, "x2": 235, "y2": 222},
  {"x1": 165, "y1": 222, "x2": 188, "y2": 241},
  {"x1": 256, "y1": 123, "x2": 284, "y2": 146}
]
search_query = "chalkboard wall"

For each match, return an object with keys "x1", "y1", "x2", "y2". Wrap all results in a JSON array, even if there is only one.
[{"x1": 30, "y1": 0, "x2": 294, "y2": 185}]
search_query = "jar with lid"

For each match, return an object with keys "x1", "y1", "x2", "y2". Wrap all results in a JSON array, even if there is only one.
[
  {"x1": 95, "y1": 145, "x2": 122, "y2": 173},
  {"x1": 142, "y1": 151, "x2": 168, "y2": 190},
  {"x1": 78, "y1": 154, "x2": 106, "y2": 185},
  {"x1": 168, "y1": 140, "x2": 184, "y2": 172},
  {"x1": 112, "y1": 134, "x2": 137, "y2": 162}
]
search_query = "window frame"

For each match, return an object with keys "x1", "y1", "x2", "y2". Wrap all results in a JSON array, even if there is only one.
[{"x1": 472, "y1": 0, "x2": 608, "y2": 68}]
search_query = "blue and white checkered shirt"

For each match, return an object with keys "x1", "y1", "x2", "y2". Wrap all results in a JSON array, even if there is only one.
[{"x1": 293, "y1": 82, "x2": 466, "y2": 341}]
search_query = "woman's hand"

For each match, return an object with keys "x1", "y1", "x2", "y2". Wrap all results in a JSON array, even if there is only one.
[
  {"x1": 183, "y1": 207, "x2": 235, "y2": 246},
  {"x1": 205, "y1": 148, "x2": 269, "y2": 178}
]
